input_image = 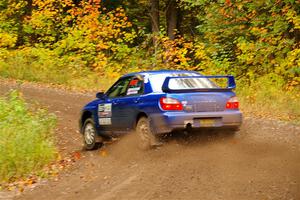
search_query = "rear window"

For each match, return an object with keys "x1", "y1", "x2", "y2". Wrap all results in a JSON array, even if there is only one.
[
  {"x1": 168, "y1": 77, "x2": 218, "y2": 90},
  {"x1": 149, "y1": 73, "x2": 199, "y2": 92}
]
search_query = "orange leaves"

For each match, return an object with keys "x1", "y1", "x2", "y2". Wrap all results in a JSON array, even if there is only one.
[
  {"x1": 68, "y1": 2, "x2": 131, "y2": 44},
  {"x1": 72, "y1": 151, "x2": 81, "y2": 160},
  {"x1": 99, "y1": 149, "x2": 108, "y2": 157},
  {"x1": 225, "y1": 0, "x2": 232, "y2": 6},
  {"x1": 154, "y1": 35, "x2": 194, "y2": 69}
]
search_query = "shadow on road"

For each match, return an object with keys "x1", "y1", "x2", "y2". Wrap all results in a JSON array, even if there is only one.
[{"x1": 161, "y1": 128, "x2": 237, "y2": 146}]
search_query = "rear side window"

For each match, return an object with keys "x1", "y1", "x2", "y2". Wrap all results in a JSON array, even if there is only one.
[{"x1": 126, "y1": 77, "x2": 144, "y2": 96}]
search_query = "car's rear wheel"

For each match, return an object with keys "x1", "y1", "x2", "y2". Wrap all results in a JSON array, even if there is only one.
[
  {"x1": 136, "y1": 117, "x2": 161, "y2": 150},
  {"x1": 83, "y1": 118, "x2": 101, "y2": 150}
]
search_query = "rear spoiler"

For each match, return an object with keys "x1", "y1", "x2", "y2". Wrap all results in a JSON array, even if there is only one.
[{"x1": 162, "y1": 75, "x2": 236, "y2": 93}]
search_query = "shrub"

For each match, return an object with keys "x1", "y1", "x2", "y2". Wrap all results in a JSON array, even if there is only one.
[
  {"x1": 237, "y1": 74, "x2": 300, "y2": 121},
  {"x1": 0, "y1": 90, "x2": 57, "y2": 182}
]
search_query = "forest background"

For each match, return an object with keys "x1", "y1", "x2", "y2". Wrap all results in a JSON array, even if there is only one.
[{"x1": 0, "y1": 0, "x2": 299, "y2": 121}]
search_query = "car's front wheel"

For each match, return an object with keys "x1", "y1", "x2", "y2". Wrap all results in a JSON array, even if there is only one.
[
  {"x1": 83, "y1": 118, "x2": 101, "y2": 150},
  {"x1": 136, "y1": 117, "x2": 161, "y2": 150}
]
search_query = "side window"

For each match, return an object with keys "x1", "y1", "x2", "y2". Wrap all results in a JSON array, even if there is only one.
[
  {"x1": 126, "y1": 77, "x2": 144, "y2": 96},
  {"x1": 106, "y1": 77, "x2": 131, "y2": 98}
]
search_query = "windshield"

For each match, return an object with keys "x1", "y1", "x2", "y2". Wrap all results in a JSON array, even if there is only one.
[{"x1": 149, "y1": 73, "x2": 199, "y2": 92}]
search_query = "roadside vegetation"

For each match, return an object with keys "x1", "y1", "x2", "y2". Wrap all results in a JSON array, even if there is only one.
[
  {"x1": 0, "y1": 90, "x2": 57, "y2": 183},
  {"x1": 0, "y1": 0, "x2": 299, "y2": 121}
]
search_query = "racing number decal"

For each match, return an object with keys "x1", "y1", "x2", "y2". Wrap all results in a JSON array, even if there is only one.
[{"x1": 98, "y1": 103, "x2": 112, "y2": 125}]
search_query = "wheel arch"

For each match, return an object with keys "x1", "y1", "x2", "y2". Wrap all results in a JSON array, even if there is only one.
[
  {"x1": 80, "y1": 110, "x2": 93, "y2": 134},
  {"x1": 135, "y1": 112, "x2": 148, "y2": 127}
]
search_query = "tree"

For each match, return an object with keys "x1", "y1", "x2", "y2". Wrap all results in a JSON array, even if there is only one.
[
  {"x1": 166, "y1": 0, "x2": 179, "y2": 39},
  {"x1": 150, "y1": 0, "x2": 159, "y2": 33},
  {"x1": 148, "y1": 0, "x2": 182, "y2": 40}
]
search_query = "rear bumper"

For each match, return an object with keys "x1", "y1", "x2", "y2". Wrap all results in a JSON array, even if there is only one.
[{"x1": 150, "y1": 110, "x2": 242, "y2": 134}]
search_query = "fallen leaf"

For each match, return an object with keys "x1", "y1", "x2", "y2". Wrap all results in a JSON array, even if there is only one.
[
  {"x1": 18, "y1": 187, "x2": 24, "y2": 193},
  {"x1": 99, "y1": 150, "x2": 108, "y2": 157},
  {"x1": 73, "y1": 151, "x2": 81, "y2": 160}
]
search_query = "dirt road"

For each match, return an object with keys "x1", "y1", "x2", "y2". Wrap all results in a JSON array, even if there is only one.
[{"x1": 0, "y1": 80, "x2": 300, "y2": 200}]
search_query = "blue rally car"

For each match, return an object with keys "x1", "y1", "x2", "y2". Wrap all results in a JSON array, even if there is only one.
[{"x1": 79, "y1": 70, "x2": 242, "y2": 150}]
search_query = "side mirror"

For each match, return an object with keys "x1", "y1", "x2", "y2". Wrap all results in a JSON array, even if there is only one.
[{"x1": 96, "y1": 92, "x2": 105, "y2": 99}]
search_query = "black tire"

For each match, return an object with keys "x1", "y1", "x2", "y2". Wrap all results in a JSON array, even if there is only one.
[
  {"x1": 136, "y1": 117, "x2": 160, "y2": 150},
  {"x1": 82, "y1": 118, "x2": 100, "y2": 150}
]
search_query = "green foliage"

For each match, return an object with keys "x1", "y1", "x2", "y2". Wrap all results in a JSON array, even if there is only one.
[
  {"x1": 192, "y1": 0, "x2": 300, "y2": 84},
  {"x1": 0, "y1": 90, "x2": 57, "y2": 182}
]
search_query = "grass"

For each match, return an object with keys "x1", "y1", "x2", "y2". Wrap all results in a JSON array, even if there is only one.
[
  {"x1": 237, "y1": 76, "x2": 300, "y2": 123},
  {"x1": 0, "y1": 90, "x2": 57, "y2": 182},
  {"x1": 0, "y1": 47, "x2": 115, "y2": 91}
]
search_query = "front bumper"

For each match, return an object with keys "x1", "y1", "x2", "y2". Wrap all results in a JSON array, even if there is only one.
[{"x1": 150, "y1": 110, "x2": 242, "y2": 134}]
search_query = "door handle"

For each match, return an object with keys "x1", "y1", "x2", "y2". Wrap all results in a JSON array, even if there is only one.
[
  {"x1": 134, "y1": 98, "x2": 140, "y2": 103},
  {"x1": 112, "y1": 100, "x2": 119, "y2": 105}
]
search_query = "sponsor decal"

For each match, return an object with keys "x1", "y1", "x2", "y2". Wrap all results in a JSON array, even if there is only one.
[
  {"x1": 127, "y1": 87, "x2": 140, "y2": 95},
  {"x1": 103, "y1": 103, "x2": 112, "y2": 112},
  {"x1": 99, "y1": 118, "x2": 111, "y2": 125},
  {"x1": 129, "y1": 79, "x2": 138, "y2": 86},
  {"x1": 98, "y1": 103, "x2": 112, "y2": 124}
]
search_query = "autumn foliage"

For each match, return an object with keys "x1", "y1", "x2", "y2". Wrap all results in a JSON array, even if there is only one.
[{"x1": 0, "y1": 0, "x2": 299, "y2": 119}]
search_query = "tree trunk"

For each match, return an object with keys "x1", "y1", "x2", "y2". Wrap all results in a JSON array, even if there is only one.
[
  {"x1": 150, "y1": 0, "x2": 159, "y2": 33},
  {"x1": 166, "y1": 0, "x2": 178, "y2": 40},
  {"x1": 16, "y1": 0, "x2": 33, "y2": 46}
]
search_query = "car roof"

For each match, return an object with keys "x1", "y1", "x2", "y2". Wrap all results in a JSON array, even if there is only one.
[{"x1": 121, "y1": 70, "x2": 200, "y2": 78}]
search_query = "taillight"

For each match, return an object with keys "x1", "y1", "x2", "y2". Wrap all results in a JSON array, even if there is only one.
[
  {"x1": 159, "y1": 97, "x2": 183, "y2": 111},
  {"x1": 226, "y1": 96, "x2": 239, "y2": 109}
]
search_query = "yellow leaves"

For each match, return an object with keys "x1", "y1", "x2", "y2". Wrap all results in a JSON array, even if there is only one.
[
  {"x1": 286, "y1": 9, "x2": 300, "y2": 30},
  {"x1": 236, "y1": 3, "x2": 243, "y2": 11},
  {"x1": 286, "y1": 80, "x2": 300, "y2": 91},
  {"x1": 1, "y1": 1, "x2": 27, "y2": 16},
  {"x1": 0, "y1": 32, "x2": 17, "y2": 48},
  {"x1": 194, "y1": 43, "x2": 208, "y2": 59},
  {"x1": 93, "y1": 53, "x2": 108, "y2": 72},
  {"x1": 287, "y1": 49, "x2": 300, "y2": 63},
  {"x1": 96, "y1": 42, "x2": 109, "y2": 50},
  {"x1": 250, "y1": 27, "x2": 268, "y2": 36},
  {"x1": 44, "y1": 0, "x2": 135, "y2": 72},
  {"x1": 219, "y1": 7, "x2": 231, "y2": 18},
  {"x1": 153, "y1": 35, "x2": 194, "y2": 69},
  {"x1": 33, "y1": 0, "x2": 71, "y2": 12},
  {"x1": 282, "y1": 5, "x2": 291, "y2": 14}
]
